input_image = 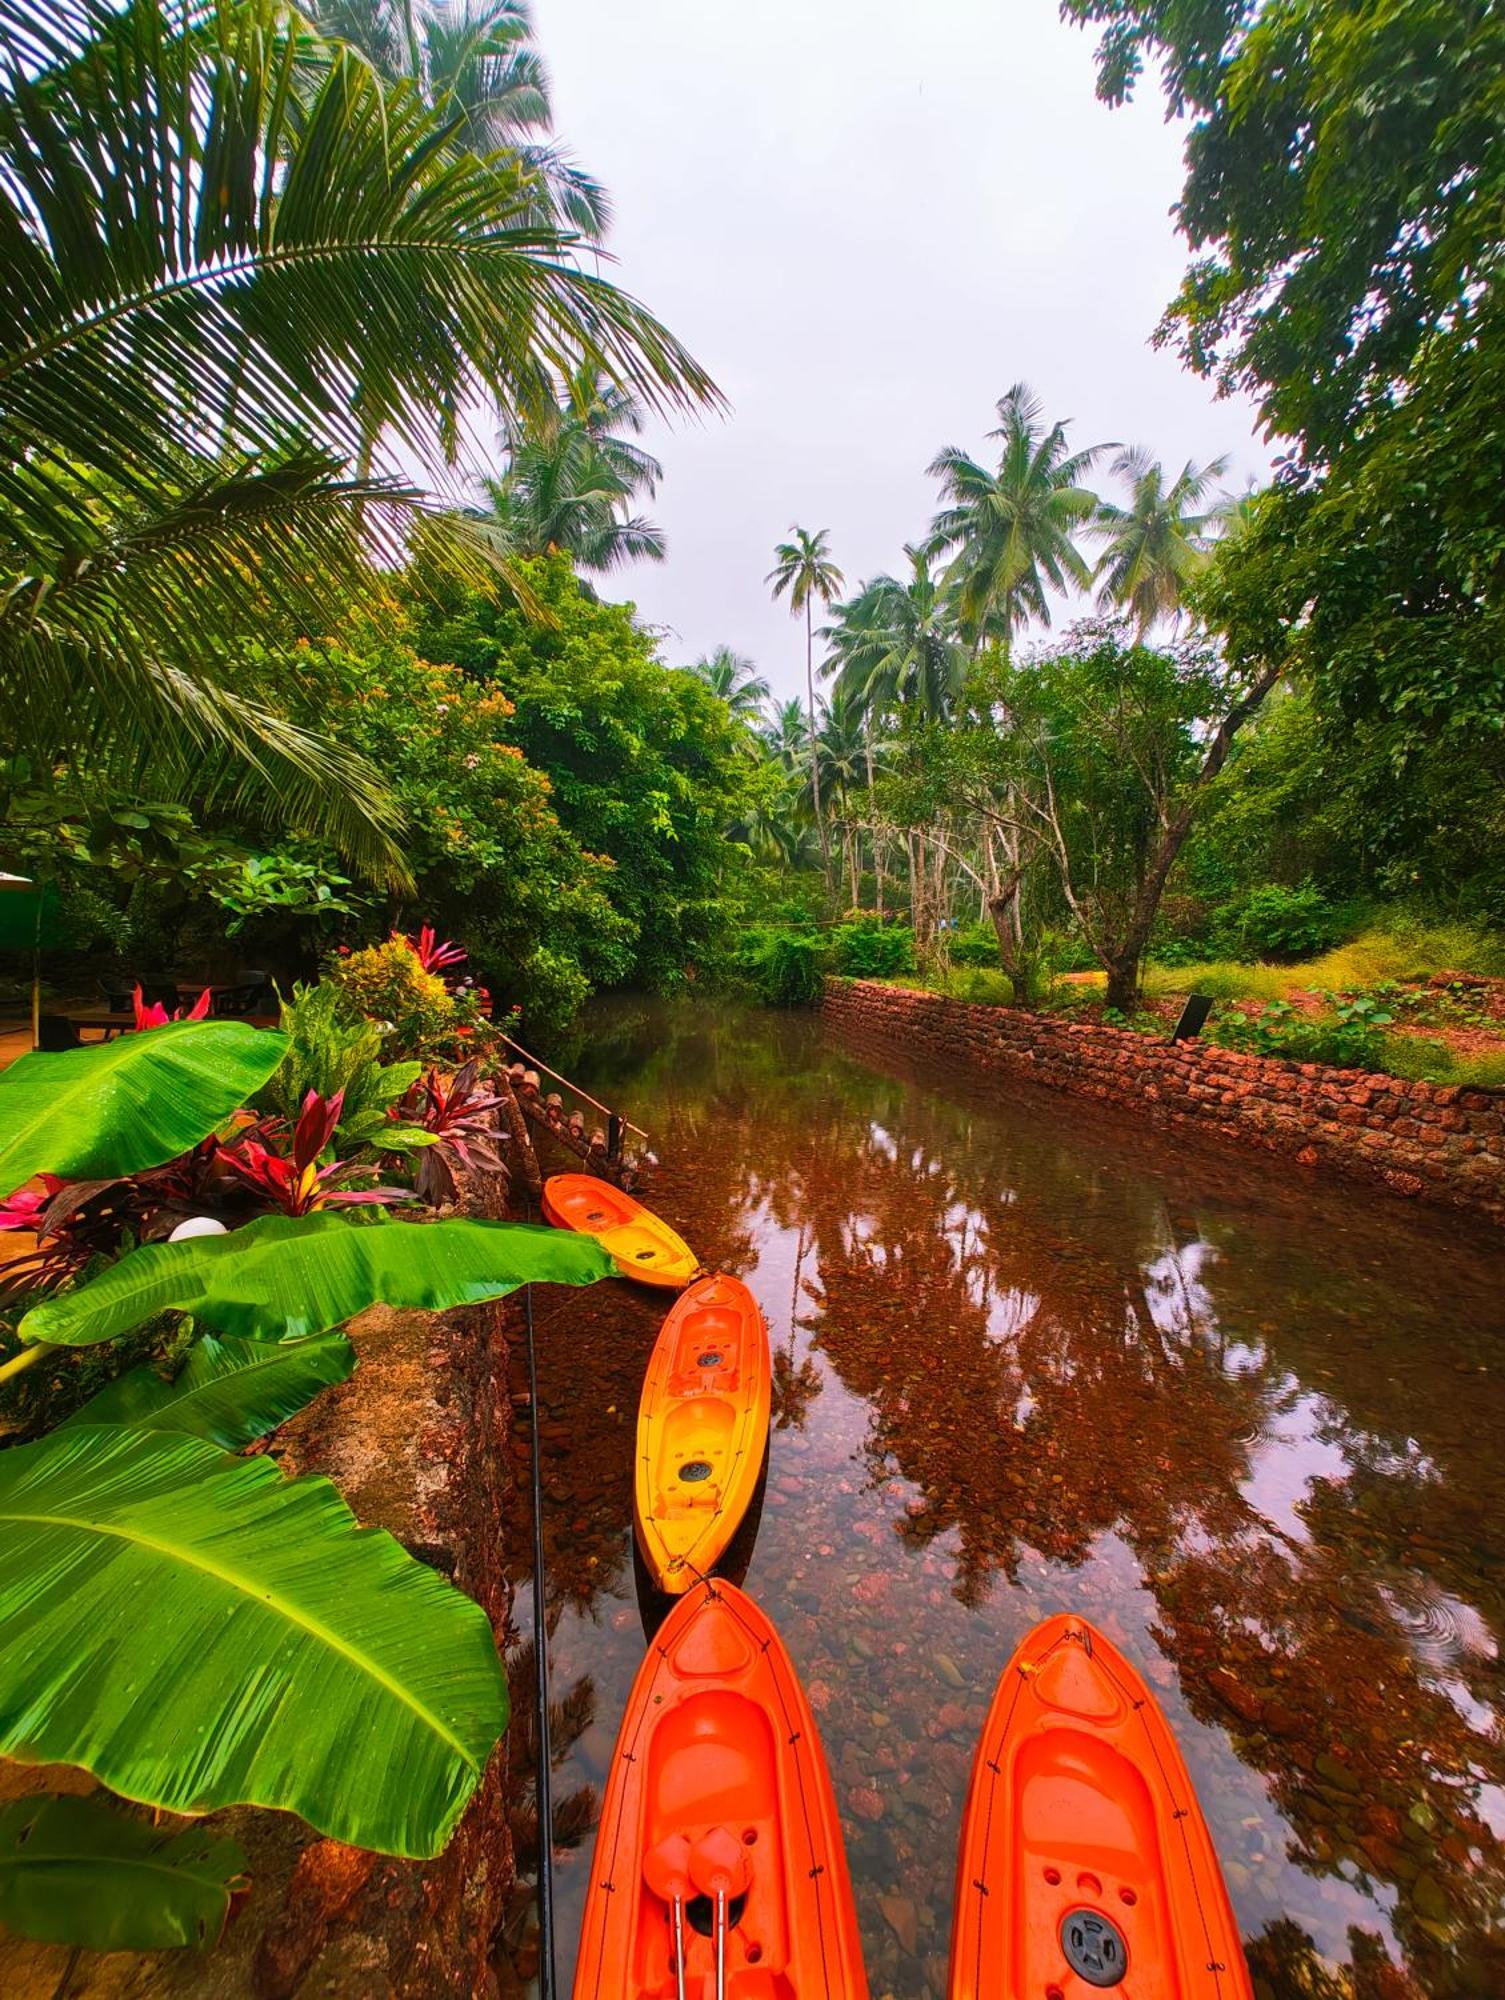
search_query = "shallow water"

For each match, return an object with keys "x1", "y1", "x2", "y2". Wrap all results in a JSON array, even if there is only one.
[{"x1": 497, "y1": 998, "x2": 1505, "y2": 1999}]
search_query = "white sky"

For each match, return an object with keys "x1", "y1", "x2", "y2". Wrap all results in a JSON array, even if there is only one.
[{"x1": 530, "y1": 0, "x2": 1274, "y2": 700}]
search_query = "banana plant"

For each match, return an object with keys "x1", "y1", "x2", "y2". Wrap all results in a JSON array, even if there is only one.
[
  {"x1": 20, "y1": 1210, "x2": 613, "y2": 1349},
  {"x1": 0, "y1": 1426, "x2": 509, "y2": 1858},
  {"x1": 0, "y1": 1018, "x2": 287, "y2": 1192},
  {"x1": 0, "y1": 1794, "x2": 248, "y2": 1952}
]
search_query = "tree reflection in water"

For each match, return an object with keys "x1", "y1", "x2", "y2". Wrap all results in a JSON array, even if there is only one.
[{"x1": 501, "y1": 999, "x2": 1505, "y2": 2000}]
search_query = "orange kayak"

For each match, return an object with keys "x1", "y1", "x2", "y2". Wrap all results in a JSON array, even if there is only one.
[
  {"x1": 950, "y1": 1615, "x2": 1251, "y2": 2000},
  {"x1": 572, "y1": 1581, "x2": 869, "y2": 2000},
  {"x1": 541, "y1": 1174, "x2": 699, "y2": 1290},
  {"x1": 635, "y1": 1275, "x2": 771, "y2": 1595}
]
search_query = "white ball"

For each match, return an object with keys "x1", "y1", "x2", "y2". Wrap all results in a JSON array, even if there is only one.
[{"x1": 168, "y1": 1215, "x2": 229, "y2": 1242}]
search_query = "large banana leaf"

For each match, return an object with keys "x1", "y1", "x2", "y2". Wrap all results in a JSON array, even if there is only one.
[
  {"x1": 0, "y1": 1426, "x2": 507, "y2": 1858},
  {"x1": 0, "y1": 1019, "x2": 287, "y2": 1191},
  {"x1": 59, "y1": 1333, "x2": 357, "y2": 1450},
  {"x1": 0, "y1": 1793, "x2": 247, "y2": 1952},
  {"x1": 21, "y1": 1212, "x2": 614, "y2": 1349}
]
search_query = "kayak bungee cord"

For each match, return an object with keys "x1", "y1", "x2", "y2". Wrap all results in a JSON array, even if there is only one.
[{"x1": 523, "y1": 1277, "x2": 557, "y2": 2000}]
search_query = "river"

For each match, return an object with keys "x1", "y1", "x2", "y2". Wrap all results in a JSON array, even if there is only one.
[{"x1": 495, "y1": 997, "x2": 1505, "y2": 1999}]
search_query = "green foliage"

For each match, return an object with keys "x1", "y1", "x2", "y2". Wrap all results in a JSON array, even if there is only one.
[
  {"x1": 830, "y1": 920, "x2": 916, "y2": 978},
  {"x1": 21, "y1": 1212, "x2": 615, "y2": 1350},
  {"x1": 1211, "y1": 995, "x2": 1394, "y2": 1072},
  {"x1": 0, "y1": 1424, "x2": 507, "y2": 1857},
  {"x1": 324, "y1": 937, "x2": 463, "y2": 1057},
  {"x1": 413, "y1": 555, "x2": 755, "y2": 990},
  {"x1": 0, "y1": 0, "x2": 712, "y2": 877},
  {"x1": 1211, "y1": 883, "x2": 1344, "y2": 964},
  {"x1": 947, "y1": 923, "x2": 1003, "y2": 968},
  {"x1": 264, "y1": 608, "x2": 630, "y2": 1022},
  {"x1": 737, "y1": 930, "x2": 830, "y2": 1007},
  {"x1": 0, "y1": 1794, "x2": 247, "y2": 1952},
  {"x1": 199, "y1": 851, "x2": 360, "y2": 937},
  {"x1": 0, "y1": 1019, "x2": 287, "y2": 1193},
  {"x1": 60, "y1": 1332, "x2": 357, "y2": 1451},
  {"x1": 265, "y1": 980, "x2": 422, "y2": 1147}
]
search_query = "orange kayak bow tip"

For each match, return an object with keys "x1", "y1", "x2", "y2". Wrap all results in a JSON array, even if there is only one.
[
  {"x1": 541, "y1": 1172, "x2": 699, "y2": 1290},
  {"x1": 634, "y1": 1273, "x2": 771, "y2": 1595},
  {"x1": 950, "y1": 1613, "x2": 1253, "y2": 2000},
  {"x1": 572, "y1": 1581, "x2": 869, "y2": 2000}
]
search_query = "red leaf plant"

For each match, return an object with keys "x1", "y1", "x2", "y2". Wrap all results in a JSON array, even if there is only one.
[
  {"x1": 133, "y1": 985, "x2": 213, "y2": 1030},
  {"x1": 402, "y1": 1059, "x2": 507, "y2": 1204},
  {"x1": 221, "y1": 1090, "x2": 415, "y2": 1216},
  {"x1": 397, "y1": 925, "x2": 466, "y2": 976}
]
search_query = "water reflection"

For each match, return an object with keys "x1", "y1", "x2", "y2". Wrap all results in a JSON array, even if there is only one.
[{"x1": 499, "y1": 999, "x2": 1505, "y2": 2000}]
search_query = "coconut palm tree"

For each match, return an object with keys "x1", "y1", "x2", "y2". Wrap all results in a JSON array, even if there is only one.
[
  {"x1": 0, "y1": 0, "x2": 714, "y2": 876},
  {"x1": 688, "y1": 647, "x2": 772, "y2": 722},
  {"x1": 483, "y1": 363, "x2": 666, "y2": 571},
  {"x1": 927, "y1": 383, "x2": 1106, "y2": 647},
  {"x1": 1092, "y1": 447, "x2": 1231, "y2": 632},
  {"x1": 825, "y1": 547, "x2": 967, "y2": 727},
  {"x1": 308, "y1": 0, "x2": 608, "y2": 235},
  {"x1": 764, "y1": 697, "x2": 811, "y2": 776},
  {"x1": 767, "y1": 527, "x2": 844, "y2": 870}
]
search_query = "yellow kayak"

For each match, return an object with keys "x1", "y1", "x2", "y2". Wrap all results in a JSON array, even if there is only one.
[
  {"x1": 635, "y1": 1273, "x2": 771, "y2": 1594},
  {"x1": 540, "y1": 1173, "x2": 699, "y2": 1290}
]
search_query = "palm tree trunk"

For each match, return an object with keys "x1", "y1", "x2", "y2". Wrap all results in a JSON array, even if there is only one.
[
  {"x1": 864, "y1": 722, "x2": 883, "y2": 918},
  {"x1": 805, "y1": 599, "x2": 828, "y2": 876}
]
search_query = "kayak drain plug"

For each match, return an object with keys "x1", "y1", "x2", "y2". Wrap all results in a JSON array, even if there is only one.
[
  {"x1": 697, "y1": 1351, "x2": 724, "y2": 1368},
  {"x1": 679, "y1": 1460, "x2": 714, "y2": 1482},
  {"x1": 1061, "y1": 1907, "x2": 1127, "y2": 1987}
]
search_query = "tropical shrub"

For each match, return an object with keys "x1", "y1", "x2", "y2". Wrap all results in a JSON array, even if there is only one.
[
  {"x1": 1211, "y1": 995, "x2": 1394, "y2": 1071},
  {"x1": 0, "y1": 1020, "x2": 615, "y2": 1951},
  {"x1": 737, "y1": 930, "x2": 830, "y2": 1007},
  {"x1": 1211, "y1": 882, "x2": 1344, "y2": 964},
  {"x1": 830, "y1": 920, "x2": 916, "y2": 978},
  {"x1": 264, "y1": 981, "x2": 423, "y2": 1146},
  {"x1": 946, "y1": 923, "x2": 1001, "y2": 968},
  {"x1": 261, "y1": 614, "x2": 634, "y2": 1019}
]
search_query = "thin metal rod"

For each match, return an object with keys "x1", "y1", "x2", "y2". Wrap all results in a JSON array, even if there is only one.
[
  {"x1": 498, "y1": 1032, "x2": 649, "y2": 1141},
  {"x1": 672, "y1": 1894, "x2": 686, "y2": 2000},
  {"x1": 715, "y1": 1887, "x2": 726, "y2": 2000},
  {"x1": 524, "y1": 1281, "x2": 557, "y2": 2000}
]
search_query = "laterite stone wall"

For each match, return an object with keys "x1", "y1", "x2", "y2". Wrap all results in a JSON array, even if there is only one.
[{"x1": 823, "y1": 978, "x2": 1505, "y2": 1226}]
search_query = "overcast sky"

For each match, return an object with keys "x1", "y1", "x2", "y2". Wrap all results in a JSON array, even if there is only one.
[{"x1": 530, "y1": 0, "x2": 1273, "y2": 701}]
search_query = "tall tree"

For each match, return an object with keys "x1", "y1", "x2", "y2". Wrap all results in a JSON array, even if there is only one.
[
  {"x1": 1064, "y1": 0, "x2": 1505, "y2": 839},
  {"x1": 825, "y1": 546, "x2": 967, "y2": 726},
  {"x1": 483, "y1": 367, "x2": 666, "y2": 570},
  {"x1": 307, "y1": 0, "x2": 607, "y2": 234},
  {"x1": 0, "y1": 0, "x2": 715, "y2": 879},
  {"x1": 927, "y1": 384, "x2": 1106, "y2": 646},
  {"x1": 688, "y1": 647, "x2": 772, "y2": 723},
  {"x1": 767, "y1": 527, "x2": 844, "y2": 870},
  {"x1": 1093, "y1": 448, "x2": 1229, "y2": 633}
]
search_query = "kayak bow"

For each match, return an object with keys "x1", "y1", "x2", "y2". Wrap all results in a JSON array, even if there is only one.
[
  {"x1": 950, "y1": 1614, "x2": 1252, "y2": 1999},
  {"x1": 573, "y1": 1581, "x2": 869, "y2": 2000},
  {"x1": 542, "y1": 1173, "x2": 699, "y2": 1290},
  {"x1": 635, "y1": 1274, "x2": 771, "y2": 1595}
]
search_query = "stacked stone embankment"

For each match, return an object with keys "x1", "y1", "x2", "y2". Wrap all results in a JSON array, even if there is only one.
[{"x1": 824, "y1": 978, "x2": 1505, "y2": 1225}]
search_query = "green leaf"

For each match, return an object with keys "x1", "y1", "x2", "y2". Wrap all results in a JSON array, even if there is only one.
[
  {"x1": 59, "y1": 1333, "x2": 357, "y2": 1450},
  {"x1": 21, "y1": 1212, "x2": 614, "y2": 1349},
  {"x1": 0, "y1": 1020, "x2": 287, "y2": 1191},
  {"x1": 0, "y1": 1426, "x2": 507, "y2": 1858},
  {"x1": 0, "y1": 1793, "x2": 247, "y2": 1952}
]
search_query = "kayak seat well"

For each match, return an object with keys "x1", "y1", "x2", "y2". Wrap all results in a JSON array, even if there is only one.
[
  {"x1": 1012, "y1": 1729, "x2": 1172, "y2": 1994},
  {"x1": 654, "y1": 1398, "x2": 738, "y2": 1516},
  {"x1": 636, "y1": 1692, "x2": 793, "y2": 1997}
]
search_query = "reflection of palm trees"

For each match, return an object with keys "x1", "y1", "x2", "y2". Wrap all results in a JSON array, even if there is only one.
[
  {"x1": 541, "y1": 995, "x2": 1505, "y2": 1997},
  {"x1": 771, "y1": 1348, "x2": 824, "y2": 1432}
]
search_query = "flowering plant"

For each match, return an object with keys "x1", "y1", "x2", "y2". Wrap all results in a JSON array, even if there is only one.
[
  {"x1": 220, "y1": 1091, "x2": 414, "y2": 1216},
  {"x1": 133, "y1": 985, "x2": 212, "y2": 1030}
]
